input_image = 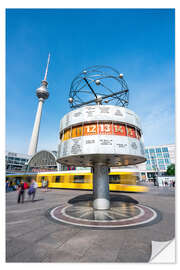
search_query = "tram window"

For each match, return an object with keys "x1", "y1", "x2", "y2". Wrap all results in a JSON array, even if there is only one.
[
  {"x1": 52, "y1": 175, "x2": 64, "y2": 183},
  {"x1": 109, "y1": 175, "x2": 120, "y2": 184},
  {"x1": 55, "y1": 176, "x2": 60, "y2": 183},
  {"x1": 74, "y1": 175, "x2": 84, "y2": 183}
]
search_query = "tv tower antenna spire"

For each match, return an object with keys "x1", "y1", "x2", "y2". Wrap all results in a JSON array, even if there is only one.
[
  {"x1": 44, "y1": 53, "x2": 50, "y2": 81},
  {"x1": 28, "y1": 54, "x2": 50, "y2": 156}
]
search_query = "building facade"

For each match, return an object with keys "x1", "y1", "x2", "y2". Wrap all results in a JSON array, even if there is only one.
[
  {"x1": 137, "y1": 144, "x2": 175, "y2": 181},
  {"x1": 6, "y1": 144, "x2": 175, "y2": 181},
  {"x1": 6, "y1": 152, "x2": 30, "y2": 173},
  {"x1": 27, "y1": 150, "x2": 60, "y2": 172}
]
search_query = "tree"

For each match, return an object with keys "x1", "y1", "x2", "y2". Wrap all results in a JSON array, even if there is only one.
[{"x1": 166, "y1": 164, "x2": 175, "y2": 176}]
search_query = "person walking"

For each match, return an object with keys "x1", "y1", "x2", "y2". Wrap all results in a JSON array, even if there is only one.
[
  {"x1": 17, "y1": 180, "x2": 25, "y2": 203},
  {"x1": 28, "y1": 179, "x2": 38, "y2": 201},
  {"x1": 6, "y1": 180, "x2": 10, "y2": 193},
  {"x1": 45, "y1": 179, "x2": 49, "y2": 192},
  {"x1": 42, "y1": 179, "x2": 46, "y2": 191}
]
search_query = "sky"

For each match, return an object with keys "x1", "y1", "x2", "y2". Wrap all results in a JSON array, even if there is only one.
[{"x1": 6, "y1": 8, "x2": 175, "y2": 154}]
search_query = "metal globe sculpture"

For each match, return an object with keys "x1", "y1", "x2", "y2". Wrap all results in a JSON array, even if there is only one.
[{"x1": 68, "y1": 65, "x2": 129, "y2": 109}]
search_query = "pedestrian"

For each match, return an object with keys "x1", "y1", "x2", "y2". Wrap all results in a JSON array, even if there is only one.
[
  {"x1": 153, "y1": 178, "x2": 156, "y2": 186},
  {"x1": 6, "y1": 180, "x2": 9, "y2": 193},
  {"x1": 28, "y1": 179, "x2": 38, "y2": 201},
  {"x1": 16, "y1": 179, "x2": 20, "y2": 186},
  {"x1": 17, "y1": 180, "x2": 25, "y2": 203},
  {"x1": 45, "y1": 179, "x2": 49, "y2": 192},
  {"x1": 9, "y1": 181, "x2": 13, "y2": 192},
  {"x1": 42, "y1": 179, "x2": 46, "y2": 191}
]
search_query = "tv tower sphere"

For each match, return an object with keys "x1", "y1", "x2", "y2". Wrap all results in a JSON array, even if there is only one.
[
  {"x1": 36, "y1": 80, "x2": 49, "y2": 100},
  {"x1": 28, "y1": 54, "x2": 50, "y2": 156}
]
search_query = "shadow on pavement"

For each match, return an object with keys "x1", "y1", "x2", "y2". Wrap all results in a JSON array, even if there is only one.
[
  {"x1": 21, "y1": 198, "x2": 44, "y2": 203},
  {"x1": 68, "y1": 194, "x2": 138, "y2": 205}
]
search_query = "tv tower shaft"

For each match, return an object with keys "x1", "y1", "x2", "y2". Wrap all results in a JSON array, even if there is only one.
[{"x1": 28, "y1": 54, "x2": 50, "y2": 156}]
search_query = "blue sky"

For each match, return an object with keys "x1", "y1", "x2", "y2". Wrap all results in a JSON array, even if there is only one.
[{"x1": 6, "y1": 9, "x2": 175, "y2": 154}]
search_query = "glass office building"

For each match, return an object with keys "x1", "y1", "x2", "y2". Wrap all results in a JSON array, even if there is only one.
[{"x1": 137, "y1": 144, "x2": 175, "y2": 181}]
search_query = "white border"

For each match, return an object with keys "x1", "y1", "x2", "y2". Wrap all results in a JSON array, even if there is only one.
[{"x1": 2, "y1": 3, "x2": 178, "y2": 268}]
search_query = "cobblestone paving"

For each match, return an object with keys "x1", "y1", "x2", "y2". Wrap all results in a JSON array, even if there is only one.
[{"x1": 6, "y1": 185, "x2": 175, "y2": 263}]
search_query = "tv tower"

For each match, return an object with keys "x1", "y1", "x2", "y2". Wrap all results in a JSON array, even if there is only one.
[{"x1": 28, "y1": 54, "x2": 50, "y2": 156}]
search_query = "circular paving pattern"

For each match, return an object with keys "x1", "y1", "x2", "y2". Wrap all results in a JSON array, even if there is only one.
[{"x1": 49, "y1": 200, "x2": 158, "y2": 229}]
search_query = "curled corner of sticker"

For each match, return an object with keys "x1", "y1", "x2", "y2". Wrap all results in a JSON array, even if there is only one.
[{"x1": 150, "y1": 239, "x2": 175, "y2": 263}]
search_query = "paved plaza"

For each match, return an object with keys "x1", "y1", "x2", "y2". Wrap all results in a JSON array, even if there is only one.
[{"x1": 6, "y1": 185, "x2": 175, "y2": 263}]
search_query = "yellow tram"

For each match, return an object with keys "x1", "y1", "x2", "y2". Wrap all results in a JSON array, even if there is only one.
[{"x1": 6, "y1": 169, "x2": 148, "y2": 192}]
